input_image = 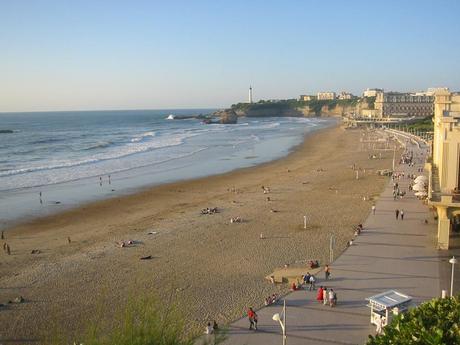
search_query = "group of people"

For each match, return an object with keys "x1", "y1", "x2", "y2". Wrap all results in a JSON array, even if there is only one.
[
  {"x1": 395, "y1": 209, "x2": 405, "y2": 220},
  {"x1": 392, "y1": 181, "x2": 406, "y2": 200},
  {"x1": 302, "y1": 272, "x2": 317, "y2": 290},
  {"x1": 264, "y1": 293, "x2": 279, "y2": 306},
  {"x1": 204, "y1": 320, "x2": 219, "y2": 335},
  {"x1": 399, "y1": 151, "x2": 414, "y2": 165},
  {"x1": 230, "y1": 216, "x2": 242, "y2": 223},
  {"x1": 242, "y1": 264, "x2": 338, "y2": 332},
  {"x1": 201, "y1": 207, "x2": 218, "y2": 215},
  {"x1": 354, "y1": 224, "x2": 363, "y2": 236},
  {"x1": 316, "y1": 286, "x2": 337, "y2": 307}
]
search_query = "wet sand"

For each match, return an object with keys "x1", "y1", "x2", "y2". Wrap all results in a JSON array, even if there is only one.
[{"x1": 0, "y1": 125, "x2": 394, "y2": 343}]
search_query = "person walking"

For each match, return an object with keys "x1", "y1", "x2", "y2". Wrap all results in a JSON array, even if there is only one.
[
  {"x1": 372, "y1": 204, "x2": 376, "y2": 215},
  {"x1": 329, "y1": 289, "x2": 337, "y2": 307},
  {"x1": 400, "y1": 209, "x2": 404, "y2": 220},
  {"x1": 317, "y1": 286, "x2": 324, "y2": 303},
  {"x1": 247, "y1": 307, "x2": 256, "y2": 330},
  {"x1": 323, "y1": 287, "x2": 328, "y2": 305},
  {"x1": 395, "y1": 209, "x2": 399, "y2": 220},
  {"x1": 324, "y1": 265, "x2": 331, "y2": 280},
  {"x1": 309, "y1": 274, "x2": 316, "y2": 290}
]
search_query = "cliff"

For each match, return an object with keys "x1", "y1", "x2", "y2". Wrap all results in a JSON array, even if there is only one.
[{"x1": 230, "y1": 98, "x2": 372, "y2": 118}]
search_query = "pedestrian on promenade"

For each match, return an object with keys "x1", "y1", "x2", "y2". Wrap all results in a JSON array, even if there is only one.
[
  {"x1": 372, "y1": 204, "x2": 376, "y2": 215},
  {"x1": 323, "y1": 287, "x2": 328, "y2": 305},
  {"x1": 247, "y1": 307, "x2": 256, "y2": 330},
  {"x1": 309, "y1": 274, "x2": 316, "y2": 290},
  {"x1": 329, "y1": 289, "x2": 337, "y2": 307},
  {"x1": 317, "y1": 286, "x2": 324, "y2": 303},
  {"x1": 325, "y1": 265, "x2": 331, "y2": 280},
  {"x1": 253, "y1": 310, "x2": 258, "y2": 330},
  {"x1": 395, "y1": 209, "x2": 399, "y2": 220},
  {"x1": 303, "y1": 272, "x2": 311, "y2": 287},
  {"x1": 400, "y1": 209, "x2": 404, "y2": 220},
  {"x1": 375, "y1": 315, "x2": 383, "y2": 335}
]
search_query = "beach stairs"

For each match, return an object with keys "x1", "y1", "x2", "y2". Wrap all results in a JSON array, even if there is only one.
[{"x1": 265, "y1": 263, "x2": 322, "y2": 284}]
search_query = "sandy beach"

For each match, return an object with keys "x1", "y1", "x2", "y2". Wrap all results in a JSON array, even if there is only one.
[{"x1": 0, "y1": 125, "x2": 394, "y2": 343}]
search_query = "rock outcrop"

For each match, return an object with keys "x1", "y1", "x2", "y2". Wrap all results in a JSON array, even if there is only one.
[{"x1": 214, "y1": 109, "x2": 238, "y2": 124}]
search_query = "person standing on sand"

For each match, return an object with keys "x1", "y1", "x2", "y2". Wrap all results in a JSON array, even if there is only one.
[
  {"x1": 205, "y1": 322, "x2": 213, "y2": 335},
  {"x1": 400, "y1": 209, "x2": 404, "y2": 220},
  {"x1": 395, "y1": 209, "x2": 399, "y2": 220},
  {"x1": 372, "y1": 205, "x2": 376, "y2": 215}
]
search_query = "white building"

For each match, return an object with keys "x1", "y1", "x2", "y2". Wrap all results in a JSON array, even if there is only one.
[
  {"x1": 338, "y1": 91, "x2": 354, "y2": 100},
  {"x1": 363, "y1": 88, "x2": 383, "y2": 98},
  {"x1": 299, "y1": 95, "x2": 316, "y2": 101},
  {"x1": 317, "y1": 92, "x2": 336, "y2": 100}
]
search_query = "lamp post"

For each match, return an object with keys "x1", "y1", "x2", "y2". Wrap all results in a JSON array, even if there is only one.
[
  {"x1": 272, "y1": 300, "x2": 286, "y2": 345},
  {"x1": 392, "y1": 145, "x2": 396, "y2": 171},
  {"x1": 449, "y1": 256, "x2": 458, "y2": 297},
  {"x1": 329, "y1": 235, "x2": 335, "y2": 263}
]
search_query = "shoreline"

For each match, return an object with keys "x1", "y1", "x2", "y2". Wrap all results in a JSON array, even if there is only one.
[
  {"x1": 0, "y1": 124, "x2": 393, "y2": 342},
  {"x1": 0, "y1": 117, "x2": 335, "y2": 232}
]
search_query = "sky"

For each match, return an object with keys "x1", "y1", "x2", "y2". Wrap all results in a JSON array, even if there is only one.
[{"x1": 1, "y1": 0, "x2": 460, "y2": 112}]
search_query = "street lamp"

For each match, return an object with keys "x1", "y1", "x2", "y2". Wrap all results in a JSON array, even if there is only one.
[
  {"x1": 272, "y1": 300, "x2": 286, "y2": 345},
  {"x1": 449, "y1": 256, "x2": 458, "y2": 297}
]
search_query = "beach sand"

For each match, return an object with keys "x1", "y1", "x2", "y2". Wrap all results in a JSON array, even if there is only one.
[{"x1": 0, "y1": 125, "x2": 394, "y2": 343}]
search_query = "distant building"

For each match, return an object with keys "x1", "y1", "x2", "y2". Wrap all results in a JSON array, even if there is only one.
[
  {"x1": 338, "y1": 91, "x2": 354, "y2": 100},
  {"x1": 363, "y1": 88, "x2": 383, "y2": 98},
  {"x1": 317, "y1": 92, "x2": 336, "y2": 100},
  {"x1": 248, "y1": 86, "x2": 253, "y2": 103},
  {"x1": 374, "y1": 91, "x2": 434, "y2": 118},
  {"x1": 426, "y1": 88, "x2": 460, "y2": 249},
  {"x1": 426, "y1": 87, "x2": 450, "y2": 96},
  {"x1": 299, "y1": 95, "x2": 316, "y2": 101}
]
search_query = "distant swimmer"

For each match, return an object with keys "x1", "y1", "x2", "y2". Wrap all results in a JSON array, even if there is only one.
[
  {"x1": 99, "y1": 176, "x2": 102, "y2": 186},
  {"x1": 39, "y1": 191, "x2": 43, "y2": 204},
  {"x1": 108, "y1": 174, "x2": 111, "y2": 185}
]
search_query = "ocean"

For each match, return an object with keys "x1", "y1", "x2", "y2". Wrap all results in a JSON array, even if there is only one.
[{"x1": 0, "y1": 109, "x2": 333, "y2": 228}]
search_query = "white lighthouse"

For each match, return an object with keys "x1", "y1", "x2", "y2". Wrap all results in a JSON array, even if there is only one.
[{"x1": 248, "y1": 86, "x2": 253, "y2": 103}]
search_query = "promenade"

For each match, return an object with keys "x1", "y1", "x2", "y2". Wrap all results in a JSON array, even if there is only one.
[{"x1": 219, "y1": 132, "x2": 442, "y2": 345}]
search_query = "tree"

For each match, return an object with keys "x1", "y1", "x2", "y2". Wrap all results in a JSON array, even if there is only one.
[{"x1": 367, "y1": 296, "x2": 460, "y2": 345}]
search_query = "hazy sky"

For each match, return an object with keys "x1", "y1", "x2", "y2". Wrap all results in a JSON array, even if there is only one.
[{"x1": 1, "y1": 0, "x2": 460, "y2": 112}]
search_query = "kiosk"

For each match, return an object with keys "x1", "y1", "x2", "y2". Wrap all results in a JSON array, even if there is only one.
[{"x1": 366, "y1": 290, "x2": 412, "y2": 327}]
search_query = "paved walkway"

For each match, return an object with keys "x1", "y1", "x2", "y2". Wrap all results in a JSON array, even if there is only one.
[{"x1": 219, "y1": 132, "x2": 442, "y2": 345}]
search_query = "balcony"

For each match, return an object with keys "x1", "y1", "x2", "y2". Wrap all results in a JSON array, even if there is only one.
[{"x1": 428, "y1": 165, "x2": 460, "y2": 206}]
